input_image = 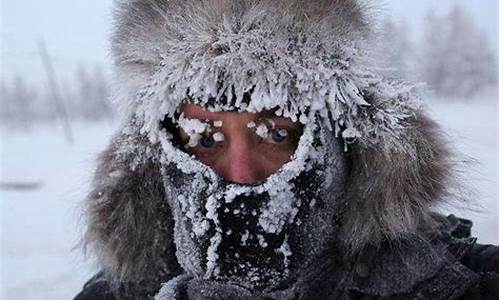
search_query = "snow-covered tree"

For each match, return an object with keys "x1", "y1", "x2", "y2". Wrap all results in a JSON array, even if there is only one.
[
  {"x1": 0, "y1": 80, "x2": 13, "y2": 125},
  {"x1": 418, "y1": 11, "x2": 448, "y2": 93},
  {"x1": 374, "y1": 17, "x2": 414, "y2": 81},
  {"x1": 6, "y1": 76, "x2": 38, "y2": 128},
  {"x1": 419, "y1": 4, "x2": 497, "y2": 98},
  {"x1": 90, "y1": 66, "x2": 113, "y2": 119},
  {"x1": 75, "y1": 65, "x2": 113, "y2": 120}
]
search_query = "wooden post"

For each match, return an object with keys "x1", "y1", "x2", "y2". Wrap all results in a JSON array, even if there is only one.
[{"x1": 38, "y1": 40, "x2": 74, "y2": 145}]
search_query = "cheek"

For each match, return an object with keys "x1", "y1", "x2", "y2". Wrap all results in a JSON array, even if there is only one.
[
  {"x1": 190, "y1": 147, "x2": 224, "y2": 166},
  {"x1": 255, "y1": 146, "x2": 295, "y2": 174}
]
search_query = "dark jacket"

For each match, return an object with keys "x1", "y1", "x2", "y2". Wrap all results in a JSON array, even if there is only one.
[{"x1": 75, "y1": 215, "x2": 498, "y2": 300}]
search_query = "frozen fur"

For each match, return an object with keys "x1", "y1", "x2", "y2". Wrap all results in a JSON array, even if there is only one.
[
  {"x1": 83, "y1": 0, "x2": 457, "y2": 294},
  {"x1": 84, "y1": 134, "x2": 182, "y2": 295}
]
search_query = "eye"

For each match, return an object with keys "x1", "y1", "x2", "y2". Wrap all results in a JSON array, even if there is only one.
[
  {"x1": 195, "y1": 131, "x2": 224, "y2": 149},
  {"x1": 269, "y1": 129, "x2": 289, "y2": 143},
  {"x1": 199, "y1": 134, "x2": 216, "y2": 148}
]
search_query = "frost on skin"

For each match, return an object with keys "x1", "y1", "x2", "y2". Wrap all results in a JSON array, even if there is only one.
[
  {"x1": 212, "y1": 132, "x2": 225, "y2": 142},
  {"x1": 177, "y1": 113, "x2": 210, "y2": 148},
  {"x1": 255, "y1": 123, "x2": 269, "y2": 138},
  {"x1": 176, "y1": 114, "x2": 225, "y2": 147},
  {"x1": 247, "y1": 120, "x2": 286, "y2": 140}
]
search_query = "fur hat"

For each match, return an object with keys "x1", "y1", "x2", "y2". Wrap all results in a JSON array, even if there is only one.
[{"x1": 83, "y1": 0, "x2": 456, "y2": 295}]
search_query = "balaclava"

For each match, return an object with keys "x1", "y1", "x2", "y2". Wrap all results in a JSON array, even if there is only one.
[
  {"x1": 84, "y1": 0, "x2": 456, "y2": 298},
  {"x1": 159, "y1": 102, "x2": 348, "y2": 290}
]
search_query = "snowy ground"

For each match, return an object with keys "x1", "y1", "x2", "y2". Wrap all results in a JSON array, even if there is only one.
[
  {"x1": 1, "y1": 121, "x2": 117, "y2": 299},
  {"x1": 1, "y1": 92, "x2": 498, "y2": 299},
  {"x1": 426, "y1": 88, "x2": 499, "y2": 244}
]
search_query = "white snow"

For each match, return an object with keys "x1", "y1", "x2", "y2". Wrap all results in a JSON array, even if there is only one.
[
  {"x1": 177, "y1": 113, "x2": 210, "y2": 148},
  {"x1": 1, "y1": 120, "x2": 116, "y2": 299},
  {"x1": 240, "y1": 230, "x2": 250, "y2": 246},
  {"x1": 212, "y1": 132, "x2": 225, "y2": 142},
  {"x1": 425, "y1": 87, "x2": 499, "y2": 245},
  {"x1": 255, "y1": 123, "x2": 269, "y2": 138}
]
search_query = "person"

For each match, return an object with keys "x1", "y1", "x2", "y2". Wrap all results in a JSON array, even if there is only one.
[{"x1": 74, "y1": 0, "x2": 498, "y2": 299}]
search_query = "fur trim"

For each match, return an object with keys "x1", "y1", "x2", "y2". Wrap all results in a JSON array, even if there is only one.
[
  {"x1": 341, "y1": 111, "x2": 454, "y2": 254},
  {"x1": 83, "y1": 133, "x2": 182, "y2": 289},
  {"x1": 111, "y1": 0, "x2": 370, "y2": 67}
]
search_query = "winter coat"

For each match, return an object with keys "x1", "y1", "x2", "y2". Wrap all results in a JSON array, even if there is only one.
[
  {"x1": 74, "y1": 0, "x2": 498, "y2": 299},
  {"x1": 75, "y1": 215, "x2": 498, "y2": 299}
]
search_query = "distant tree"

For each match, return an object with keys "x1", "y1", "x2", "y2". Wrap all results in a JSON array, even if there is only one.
[
  {"x1": 0, "y1": 80, "x2": 12, "y2": 124},
  {"x1": 375, "y1": 17, "x2": 414, "y2": 80},
  {"x1": 418, "y1": 11, "x2": 448, "y2": 93},
  {"x1": 419, "y1": 4, "x2": 497, "y2": 98},
  {"x1": 8, "y1": 76, "x2": 37, "y2": 128},
  {"x1": 76, "y1": 65, "x2": 94, "y2": 119},
  {"x1": 59, "y1": 78, "x2": 79, "y2": 119},
  {"x1": 91, "y1": 66, "x2": 113, "y2": 119},
  {"x1": 75, "y1": 65, "x2": 113, "y2": 120}
]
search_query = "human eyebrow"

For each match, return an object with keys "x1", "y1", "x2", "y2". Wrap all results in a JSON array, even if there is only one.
[
  {"x1": 256, "y1": 111, "x2": 302, "y2": 130},
  {"x1": 184, "y1": 112, "x2": 224, "y2": 122},
  {"x1": 256, "y1": 110, "x2": 279, "y2": 119}
]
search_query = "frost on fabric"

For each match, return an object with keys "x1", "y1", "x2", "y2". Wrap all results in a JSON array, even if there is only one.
[
  {"x1": 154, "y1": 274, "x2": 192, "y2": 300},
  {"x1": 205, "y1": 232, "x2": 222, "y2": 277},
  {"x1": 276, "y1": 235, "x2": 292, "y2": 266},
  {"x1": 258, "y1": 184, "x2": 298, "y2": 234}
]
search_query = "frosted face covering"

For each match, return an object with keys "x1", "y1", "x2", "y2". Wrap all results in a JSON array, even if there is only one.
[{"x1": 158, "y1": 104, "x2": 348, "y2": 291}]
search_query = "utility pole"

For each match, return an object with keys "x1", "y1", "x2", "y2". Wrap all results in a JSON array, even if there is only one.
[{"x1": 38, "y1": 40, "x2": 74, "y2": 145}]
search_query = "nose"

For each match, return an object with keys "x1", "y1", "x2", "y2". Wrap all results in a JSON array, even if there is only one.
[{"x1": 220, "y1": 135, "x2": 265, "y2": 184}]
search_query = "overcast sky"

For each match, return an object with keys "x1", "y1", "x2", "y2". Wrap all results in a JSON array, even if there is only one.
[{"x1": 1, "y1": 0, "x2": 498, "y2": 87}]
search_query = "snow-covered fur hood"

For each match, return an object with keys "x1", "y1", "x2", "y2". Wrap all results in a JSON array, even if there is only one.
[{"x1": 83, "y1": 0, "x2": 456, "y2": 296}]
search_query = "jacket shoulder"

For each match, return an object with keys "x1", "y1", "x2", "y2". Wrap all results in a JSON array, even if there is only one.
[
  {"x1": 459, "y1": 242, "x2": 499, "y2": 300},
  {"x1": 438, "y1": 214, "x2": 498, "y2": 299},
  {"x1": 461, "y1": 242, "x2": 498, "y2": 273},
  {"x1": 440, "y1": 214, "x2": 498, "y2": 272},
  {"x1": 74, "y1": 273, "x2": 116, "y2": 300}
]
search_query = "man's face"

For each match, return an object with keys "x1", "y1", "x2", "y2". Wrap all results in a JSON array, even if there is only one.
[{"x1": 178, "y1": 103, "x2": 303, "y2": 184}]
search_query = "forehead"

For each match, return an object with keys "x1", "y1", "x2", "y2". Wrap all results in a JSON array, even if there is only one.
[{"x1": 179, "y1": 103, "x2": 292, "y2": 123}]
